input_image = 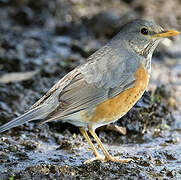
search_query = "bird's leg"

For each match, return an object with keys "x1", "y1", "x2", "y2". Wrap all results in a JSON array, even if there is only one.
[
  {"x1": 89, "y1": 128, "x2": 133, "y2": 163},
  {"x1": 79, "y1": 128, "x2": 104, "y2": 164},
  {"x1": 80, "y1": 128, "x2": 99, "y2": 157}
]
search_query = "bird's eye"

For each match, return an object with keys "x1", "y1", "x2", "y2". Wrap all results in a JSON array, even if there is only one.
[{"x1": 140, "y1": 27, "x2": 149, "y2": 35}]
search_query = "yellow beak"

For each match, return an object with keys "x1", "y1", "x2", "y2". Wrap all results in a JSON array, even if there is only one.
[{"x1": 152, "y1": 30, "x2": 180, "y2": 38}]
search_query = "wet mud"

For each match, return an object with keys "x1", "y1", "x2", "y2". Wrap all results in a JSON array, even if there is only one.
[{"x1": 0, "y1": 0, "x2": 181, "y2": 179}]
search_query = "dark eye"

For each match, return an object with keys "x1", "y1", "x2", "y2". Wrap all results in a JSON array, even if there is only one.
[{"x1": 140, "y1": 27, "x2": 149, "y2": 35}]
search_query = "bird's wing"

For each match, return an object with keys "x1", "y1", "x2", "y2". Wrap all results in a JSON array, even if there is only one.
[{"x1": 39, "y1": 47, "x2": 140, "y2": 124}]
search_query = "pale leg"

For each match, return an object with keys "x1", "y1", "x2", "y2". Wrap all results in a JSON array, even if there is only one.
[
  {"x1": 79, "y1": 128, "x2": 104, "y2": 163},
  {"x1": 89, "y1": 128, "x2": 133, "y2": 163}
]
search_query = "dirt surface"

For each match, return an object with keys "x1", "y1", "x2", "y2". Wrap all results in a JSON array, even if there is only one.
[{"x1": 0, "y1": 0, "x2": 181, "y2": 179}]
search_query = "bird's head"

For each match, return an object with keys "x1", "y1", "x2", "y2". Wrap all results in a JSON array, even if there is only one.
[{"x1": 121, "y1": 19, "x2": 179, "y2": 58}]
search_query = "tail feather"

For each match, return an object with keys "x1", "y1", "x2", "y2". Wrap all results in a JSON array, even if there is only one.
[{"x1": 0, "y1": 105, "x2": 51, "y2": 133}]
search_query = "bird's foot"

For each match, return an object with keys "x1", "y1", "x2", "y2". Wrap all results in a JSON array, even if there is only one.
[
  {"x1": 84, "y1": 154, "x2": 105, "y2": 164},
  {"x1": 84, "y1": 154, "x2": 133, "y2": 164},
  {"x1": 104, "y1": 155, "x2": 134, "y2": 163}
]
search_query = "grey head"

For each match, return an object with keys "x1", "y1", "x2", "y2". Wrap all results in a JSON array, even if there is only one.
[{"x1": 117, "y1": 19, "x2": 179, "y2": 59}]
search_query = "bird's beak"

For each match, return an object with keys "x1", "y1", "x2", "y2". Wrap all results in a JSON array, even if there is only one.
[{"x1": 151, "y1": 30, "x2": 180, "y2": 38}]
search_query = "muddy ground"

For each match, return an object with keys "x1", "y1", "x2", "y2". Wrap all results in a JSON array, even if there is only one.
[{"x1": 0, "y1": 0, "x2": 181, "y2": 179}]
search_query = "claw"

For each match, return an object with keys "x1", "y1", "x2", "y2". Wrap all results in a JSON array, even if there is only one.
[
  {"x1": 84, "y1": 155, "x2": 134, "y2": 164},
  {"x1": 104, "y1": 156, "x2": 134, "y2": 163},
  {"x1": 84, "y1": 154, "x2": 105, "y2": 164}
]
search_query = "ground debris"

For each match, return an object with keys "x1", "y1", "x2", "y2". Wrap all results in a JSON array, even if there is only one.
[
  {"x1": 0, "y1": 71, "x2": 38, "y2": 83},
  {"x1": 0, "y1": 0, "x2": 181, "y2": 179}
]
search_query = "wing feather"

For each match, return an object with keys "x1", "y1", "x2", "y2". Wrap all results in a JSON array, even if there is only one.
[{"x1": 39, "y1": 48, "x2": 140, "y2": 124}]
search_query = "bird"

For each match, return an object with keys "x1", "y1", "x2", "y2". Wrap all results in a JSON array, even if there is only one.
[{"x1": 0, "y1": 19, "x2": 179, "y2": 163}]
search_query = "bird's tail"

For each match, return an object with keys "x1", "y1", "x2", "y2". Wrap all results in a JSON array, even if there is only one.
[{"x1": 0, "y1": 104, "x2": 52, "y2": 133}]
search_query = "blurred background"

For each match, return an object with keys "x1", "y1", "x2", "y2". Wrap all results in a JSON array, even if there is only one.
[{"x1": 0, "y1": 0, "x2": 181, "y2": 179}]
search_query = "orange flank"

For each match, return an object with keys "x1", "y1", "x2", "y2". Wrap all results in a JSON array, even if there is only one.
[{"x1": 90, "y1": 64, "x2": 149, "y2": 123}]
